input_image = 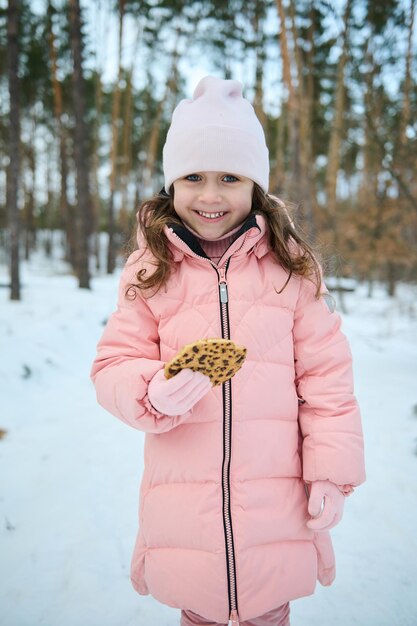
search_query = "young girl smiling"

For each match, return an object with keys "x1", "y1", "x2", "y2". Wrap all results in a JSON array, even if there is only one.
[{"x1": 91, "y1": 75, "x2": 365, "y2": 626}]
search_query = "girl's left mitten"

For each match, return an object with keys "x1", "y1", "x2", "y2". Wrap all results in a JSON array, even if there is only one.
[
  {"x1": 147, "y1": 368, "x2": 211, "y2": 417},
  {"x1": 307, "y1": 480, "x2": 345, "y2": 532}
]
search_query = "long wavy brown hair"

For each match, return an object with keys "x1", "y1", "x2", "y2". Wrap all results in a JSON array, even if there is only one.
[{"x1": 125, "y1": 184, "x2": 323, "y2": 299}]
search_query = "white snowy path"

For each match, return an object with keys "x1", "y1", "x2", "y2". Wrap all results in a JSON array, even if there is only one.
[{"x1": 1, "y1": 253, "x2": 417, "y2": 626}]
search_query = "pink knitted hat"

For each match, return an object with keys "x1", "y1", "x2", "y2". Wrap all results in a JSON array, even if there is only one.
[{"x1": 163, "y1": 75, "x2": 269, "y2": 192}]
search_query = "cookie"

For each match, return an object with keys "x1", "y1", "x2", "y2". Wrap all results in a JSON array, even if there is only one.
[{"x1": 164, "y1": 338, "x2": 247, "y2": 386}]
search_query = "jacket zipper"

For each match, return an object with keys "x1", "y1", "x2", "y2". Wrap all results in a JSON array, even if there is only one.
[
  {"x1": 170, "y1": 233, "x2": 240, "y2": 624},
  {"x1": 218, "y1": 262, "x2": 240, "y2": 626}
]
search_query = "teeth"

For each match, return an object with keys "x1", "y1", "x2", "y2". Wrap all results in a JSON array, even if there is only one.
[{"x1": 197, "y1": 211, "x2": 224, "y2": 219}]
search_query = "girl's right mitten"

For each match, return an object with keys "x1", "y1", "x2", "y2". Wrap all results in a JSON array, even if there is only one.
[{"x1": 147, "y1": 368, "x2": 212, "y2": 416}]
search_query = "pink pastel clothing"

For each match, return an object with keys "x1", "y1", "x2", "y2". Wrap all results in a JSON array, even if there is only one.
[
  {"x1": 187, "y1": 222, "x2": 243, "y2": 265},
  {"x1": 306, "y1": 480, "x2": 346, "y2": 532},
  {"x1": 163, "y1": 76, "x2": 270, "y2": 193},
  {"x1": 181, "y1": 602, "x2": 290, "y2": 626},
  {"x1": 148, "y1": 367, "x2": 211, "y2": 416},
  {"x1": 90, "y1": 212, "x2": 365, "y2": 623}
]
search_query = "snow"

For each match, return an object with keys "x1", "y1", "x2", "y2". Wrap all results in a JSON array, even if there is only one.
[{"x1": 1, "y1": 246, "x2": 417, "y2": 626}]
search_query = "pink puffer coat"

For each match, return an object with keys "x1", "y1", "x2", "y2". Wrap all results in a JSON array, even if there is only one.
[{"x1": 90, "y1": 213, "x2": 365, "y2": 623}]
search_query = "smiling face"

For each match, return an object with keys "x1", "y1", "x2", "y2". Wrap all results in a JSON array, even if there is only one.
[{"x1": 172, "y1": 171, "x2": 254, "y2": 240}]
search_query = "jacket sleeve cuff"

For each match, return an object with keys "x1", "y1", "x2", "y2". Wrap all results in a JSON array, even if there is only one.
[
  {"x1": 304, "y1": 480, "x2": 355, "y2": 497},
  {"x1": 142, "y1": 392, "x2": 167, "y2": 419},
  {"x1": 141, "y1": 390, "x2": 194, "y2": 423},
  {"x1": 336, "y1": 484, "x2": 355, "y2": 496}
]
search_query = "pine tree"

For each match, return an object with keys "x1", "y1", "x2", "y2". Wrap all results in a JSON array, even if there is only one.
[
  {"x1": 69, "y1": 0, "x2": 91, "y2": 288},
  {"x1": 6, "y1": 0, "x2": 21, "y2": 300}
]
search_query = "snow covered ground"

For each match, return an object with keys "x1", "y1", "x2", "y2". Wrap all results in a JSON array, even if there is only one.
[{"x1": 1, "y1": 245, "x2": 417, "y2": 626}]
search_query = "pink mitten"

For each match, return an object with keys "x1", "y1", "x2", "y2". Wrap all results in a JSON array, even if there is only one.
[
  {"x1": 147, "y1": 368, "x2": 211, "y2": 416},
  {"x1": 307, "y1": 480, "x2": 345, "y2": 532}
]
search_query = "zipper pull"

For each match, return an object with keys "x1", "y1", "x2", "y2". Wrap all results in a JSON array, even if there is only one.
[
  {"x1": 228, "y1": 609, "x2": 240, "y2": 625},
  {"x1": 219, "y1": 267, "x2": 228, "y2": 303}
]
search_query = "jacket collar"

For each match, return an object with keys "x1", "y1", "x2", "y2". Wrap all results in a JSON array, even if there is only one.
[{"x1": 164, "y1": 213, "x2": 269, "y2": 263}]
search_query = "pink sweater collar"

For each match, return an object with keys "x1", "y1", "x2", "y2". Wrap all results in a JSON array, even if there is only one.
[{"x1": 164, "y1": 214, "x2": 269, "y2": 263}]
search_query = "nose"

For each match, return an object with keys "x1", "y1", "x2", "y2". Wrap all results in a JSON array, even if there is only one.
[{"x1": 198, "y1": 181, "x2": 222, "y2": 204}]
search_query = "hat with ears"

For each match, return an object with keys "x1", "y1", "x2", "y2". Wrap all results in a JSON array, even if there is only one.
[{"x1": 162, "y1": 75, "x2": 269, "y2": 193}]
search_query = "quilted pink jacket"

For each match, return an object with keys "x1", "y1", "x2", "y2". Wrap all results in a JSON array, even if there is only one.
[{"x1": 90, "y1": 213, "x2": 365, "y2": 623}]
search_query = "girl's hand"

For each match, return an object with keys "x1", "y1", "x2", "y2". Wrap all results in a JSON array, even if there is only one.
[
  {"x1": 306, "y1": 480, "x2": 345, "y2": 532},
  {"x1": 147, "y1": 368, "x2": 212, "y2": 416}
]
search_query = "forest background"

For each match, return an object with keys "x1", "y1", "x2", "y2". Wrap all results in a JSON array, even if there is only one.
[
  {"x1": 1, "y1": 0, "x2": 416, "y2": 301},
  {"x1": 1, "y1": 3, "x2": 417, "y2": 624}
]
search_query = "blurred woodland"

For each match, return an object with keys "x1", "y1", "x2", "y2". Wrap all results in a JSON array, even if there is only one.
[{"x1": 1, "y1": 0, "x2": 416, "y2": 300}]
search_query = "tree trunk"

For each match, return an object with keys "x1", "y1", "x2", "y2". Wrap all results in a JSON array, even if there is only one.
[
  {"x1": 91, "y1": 68, "x2": 103, "y2": 271},
  {"x1": 272, "y1": 102, "x2": 285, "y2": 194},
  {"x1": 142, "y1": 36, "x2": 180, "y2": 198},
  {"x1": 325, "y1": 0, "x2": 351, "y2": 215},
  {"x1": 47, "y1": 0, "x2": 76, "y2": 268},
  {"x1": 275, "y1": 0, "x2": 318, "y2": 237},
  {"x1": 386, "y1": 0, "x2": 416, "y2": 295},
  {"x1": 142, "y1": 96, "x2": 164, "y2": 196},
  {"x1": 275, "y1": 0, "x2": 302, "y2": 210},
  {"x1": 325, "y1": 0, "x2": 352, "y2": 291},
  {"x1": 299, "y1": 3, "x2": 317, "y2": 241},
  {"x1": 90, "y1": 0, "x2": 111, "y2": 272},
  {"x1": 45, "y1": 132, "x2": 53, "y2": 257},
  {"x1": 69, "y1": 0, "x2": 92, "y2": 288},
  {"x1": 399, "y1": 0, "x2": 415, "y2": 150},
  {"x1": 119, "y1": 23, "x2": 141, "y2": 237},
  {"x1": 288, "y1": 0, "x2": 314, "y2": 237},
  {"x1": 119, "y1": 71, "x2": 133, "y2": 236},
  {"x1": 107, "y1": 0, "x2": 126, "y2": 274},
  {"x1": 24, "y1": 111, "x2": 36, "y2": 261},
  {"x1": 361, "y1": 37, "x2": 386, "y2": 291},
  {"x1": 7, "y1": 0, "x2": 21, "y2": 301},
  {"x1": 252, "y1": 4, "x2": 267, "y2": 131}
]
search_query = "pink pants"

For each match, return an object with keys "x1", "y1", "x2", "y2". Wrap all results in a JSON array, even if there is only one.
[{"x1": 181, "y1": 603, "x2": 290, "y2": 626}]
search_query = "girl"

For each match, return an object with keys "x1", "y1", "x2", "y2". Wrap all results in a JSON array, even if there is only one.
[{"x1": 90, "y1": 76, "x2": 366, "y2": 626}]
